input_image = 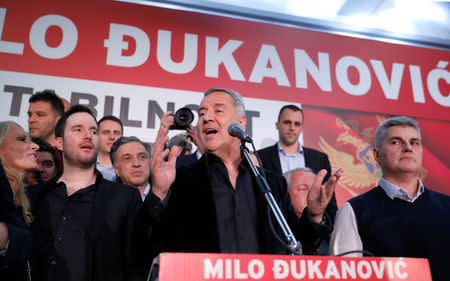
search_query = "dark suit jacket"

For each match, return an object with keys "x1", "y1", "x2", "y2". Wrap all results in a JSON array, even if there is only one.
[
  {"x1": 28, "y1": 172, "x2": 144, "y2": 281},
  {"x1": 257, "y1": 143, "x2": 337, "y2": 223},
  {"x1": 144, "y1": 153, "x2": 331, "y2": 258},
  {"x1": 0, "y1": 163, "x2": 32, "y2": 281},
  {"x1": 175, "y1": 152, "x2": 199, "y2": 169}
]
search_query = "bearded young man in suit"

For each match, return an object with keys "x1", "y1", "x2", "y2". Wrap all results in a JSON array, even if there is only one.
[
  {"x1": 29, "y1": 105, "x2": 144, "y2": 281},
  {"x1": 257, "y1": 105, "x2": 338, "y2": 223}
]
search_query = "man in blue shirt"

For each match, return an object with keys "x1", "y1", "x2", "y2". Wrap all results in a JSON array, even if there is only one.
[
  {"x1": 96, "y1": 115, "x2": 123, "y2": 182},
  {"x1": 257, "y1": 105, "x2": 337, "y2": 222}
]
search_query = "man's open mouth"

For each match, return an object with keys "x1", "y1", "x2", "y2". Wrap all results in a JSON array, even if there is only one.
[{"x1": 205, "y1": 129, "x2": 217, "y2": 135}]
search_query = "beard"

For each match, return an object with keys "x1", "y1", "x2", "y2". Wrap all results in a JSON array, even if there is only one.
[{"x1": 63, "y1": 147, "x2": 98, "y2": 169}]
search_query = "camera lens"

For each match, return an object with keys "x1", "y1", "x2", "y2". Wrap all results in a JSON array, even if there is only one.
[{"x1": 170, "y1": 107, "x2": 194, "y2": 130}]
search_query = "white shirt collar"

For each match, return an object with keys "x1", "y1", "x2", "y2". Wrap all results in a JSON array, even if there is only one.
[
  {"x1": 141, "y1": 183, "x2": 151, "y2": 201},
  {"x1": 277, "y1": 142, "x2": 303, "y2": 156}
]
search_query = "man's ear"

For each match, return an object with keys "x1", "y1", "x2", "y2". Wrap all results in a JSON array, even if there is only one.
[
  {"x1": 239, "y1": 115, "x2": 247, "y2": 130},
  {"x1": 55, "y1": 137, "x2": 63, "y2": 151},
  {"x1": 113, "y1": 165, "x2": 120, "y2": 178},
  {"x1": 275, "y1": 121, "x2": 279, "y2": 131},
  {"x1": 373, "y1": 147, "x2": 380, "y2": 163}
]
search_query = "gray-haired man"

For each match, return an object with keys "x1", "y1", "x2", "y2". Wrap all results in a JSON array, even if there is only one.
[
  {"x1": 111, "y1": 136, "x2": 151, "y2": 201},
  {"x1": 330, "y1": 116, "x2": 450, "y2": 281},
  {"x1": 145, "y1": 88, "x2": 343, "y2": 257}
]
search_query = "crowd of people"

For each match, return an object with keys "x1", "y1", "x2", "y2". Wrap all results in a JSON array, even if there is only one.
[{"x1": 0, "y1": 88, "x2": 449, "y2": 281}]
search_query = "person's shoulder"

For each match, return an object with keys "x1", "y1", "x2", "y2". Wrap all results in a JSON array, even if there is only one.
[
  {"x1": 257, "y1": 143, "x2": 277, "y2": 154},
  {"x1": 27, "y1": 178, "x2": 58, "y2": 203},
  {"x1": 263, "y1": 168, "x2": 286, "y2": 189},
  {"x1": 348, "y1": 185, "x2": 384, "y2": 205},
  {"x1": 303, "y1": 146, "x2": 327, "y2": 157},
  {"x1": 424, "y1": 187, "x2": 450, "y2": 203},
  {"x1": 177, "y1": 155, "x2": 205, "y2": 175},
  {"x1": 99, "y1": 178, "x2": 140, "y2": 197}
]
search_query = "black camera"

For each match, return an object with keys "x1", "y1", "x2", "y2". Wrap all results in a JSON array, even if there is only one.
[{"x1": 169, "y1": 107, "x2": 194, "y2": 130}]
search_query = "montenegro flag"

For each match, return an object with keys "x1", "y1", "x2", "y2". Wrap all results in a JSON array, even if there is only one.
[{"x1": 302, "y1": 106, "x2": 450, "y2": 207}]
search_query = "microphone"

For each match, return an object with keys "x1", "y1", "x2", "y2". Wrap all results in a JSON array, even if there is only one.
[{"x1": 228, "y1": 122, "x2": 253, "y2": 143}]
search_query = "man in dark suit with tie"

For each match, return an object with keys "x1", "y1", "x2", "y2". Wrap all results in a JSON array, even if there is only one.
[{"x1": 257, "y1": 105, "x2": 337, "y2": 223}]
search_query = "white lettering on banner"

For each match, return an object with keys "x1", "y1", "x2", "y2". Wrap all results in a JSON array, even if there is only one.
[
  {"x1": 226, "y1": 259, "x2": 232, "y2": 279},
  {"x1": 269, "y1": 259, "x2": 411, "y2": 279},
  {"x1": 324, "y1": 260, "x2": 340, "y2": 279},
  {"x1": 371, "y1": 261, "x2": 385, "y2": 278},
  {"x1": 204, "y1": 259, "x2": 264, "y2": 280},
  {"x1": 387, "y1": 260, "x2": 395, "y2": 279},
  {"x1": 273, "y1": 260, "x2": 288, "y2": 279},
  {"x1": 357, "y1": 261, "x2": 372, "y2": 279},
  {"x1": 29, "y1": 15, "x2": 77, "y2": 59},
  {"x1": 0, "y1": 8, "x2": 448, "y2": 112},
  {"x1": 290, "y1": 260, "x2": 306, "y2": 279},
  {"x1": 248, "y1": 260, "x2": 264, "y2": 279},
  {"x1": 104, "y1": 23, "x2": 150, "y2": 67},
  {"x1": 370, "y1": 60, "x2": 405, "y2": 100},
  {"x1": 409, "y1": 65, "x2": 426, "y2": 103},
  {"x1": 234, "y1": 259, "x2": 248, "y2": 279},
  {"x1": 294, "y1": 50, "x2": 331, "y2": 92},
  {"x1": 249, "y1": 44, "x2": 290, "y2": 86},
  {"x1": 395, "y1": 260, "x2": 408, "y2": 279},
  {"x1": 204, "y1": 36, "x2": 245, "y2": 80},
  {"x1": 341, "y1": 260, "x2": 356, "y2": 279},
  {"x1": 336, "y1": 56, "x2": 372, "y2": 96},
  {"x1": 204, "y1": 259, "x2": 223, "y2": 279},
  {"x1": 427, "y1": 61, "x2": 450, "y2": 107},
  {"x1": 157, "y1": 30, "x2": 198, "y2": 74},
  {"x1": 0, "y1": 8, "x2": 24, "y2": 54},
  {"x1": 307, "y1": 260, "x2": 323, "y2": 279}
]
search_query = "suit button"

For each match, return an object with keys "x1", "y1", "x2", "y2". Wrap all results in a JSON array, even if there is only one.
[
  {"x1": 61, "y1": 216, "x2": 66, "y2": 221},
  {"x1": 51, "y1": 260, "x2": 56, "y2": 265}
]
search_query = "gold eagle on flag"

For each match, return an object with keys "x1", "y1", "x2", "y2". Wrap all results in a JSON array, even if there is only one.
[{"x1": 319, "y1": 118, "x2": 382, "y2": 197}]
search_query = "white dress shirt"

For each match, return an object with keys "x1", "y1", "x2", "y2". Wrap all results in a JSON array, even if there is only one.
[{"x1": 329, "y1": 177, "x2": 425, "y2": 256}]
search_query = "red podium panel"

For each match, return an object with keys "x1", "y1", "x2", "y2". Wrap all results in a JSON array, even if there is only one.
[{"x1": 158, "y1": 253, "x2": 432, "y2": 281}]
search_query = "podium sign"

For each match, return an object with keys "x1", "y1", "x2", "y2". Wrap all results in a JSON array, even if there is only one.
[{"x1": 158, "y1": 253, "x2": 432, "y2": 281}]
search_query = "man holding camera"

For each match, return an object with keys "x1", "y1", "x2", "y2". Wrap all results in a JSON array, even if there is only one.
[
  {"x1": 142, "y1": 88, "x2": 342, "y2": 258},
  {"x1": 161, "y1": 109, "x2": 205, "y2": 168}
]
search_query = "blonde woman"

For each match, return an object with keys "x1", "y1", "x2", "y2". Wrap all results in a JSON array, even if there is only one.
[{"x1": 0, "y1": 121, "x2": 38, "y2": 281}]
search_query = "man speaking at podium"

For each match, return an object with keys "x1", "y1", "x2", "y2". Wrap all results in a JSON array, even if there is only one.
[
  {"x1": 330, "y1": 116, "x2": 450, "y2": 281},
  {"x1": 143, "y1": 88, "x2": 343, "y2": 258}
]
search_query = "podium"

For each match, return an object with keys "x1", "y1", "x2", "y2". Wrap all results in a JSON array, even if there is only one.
[{"x1": 154, "y1": 253, "x2": 432, "y2": 281}]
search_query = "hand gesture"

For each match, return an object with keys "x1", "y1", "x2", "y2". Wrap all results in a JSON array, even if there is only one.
[
  {"x1": 186, "y1": 124, "x2": 205, "y2": 154},
  {"x1": 160, "y1": 111, "x2": 175, "y2": 130},
  {"x1": 307, "y1": 169, "x2": 343, "y2": 223},
  {"x1": 150, "y1": 125, "x2": 181, "y2": 201}
]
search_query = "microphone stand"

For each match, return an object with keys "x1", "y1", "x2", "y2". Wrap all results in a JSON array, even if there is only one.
[{"x1": 240, "y1": 141, "x2": 302, "y2": 255}]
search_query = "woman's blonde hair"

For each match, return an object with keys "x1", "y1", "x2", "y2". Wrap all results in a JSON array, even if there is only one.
[{"x1": 0, "y1": 121, "x2": 34, "y2": 225}]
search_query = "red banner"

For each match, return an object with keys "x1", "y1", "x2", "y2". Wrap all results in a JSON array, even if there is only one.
[
  {"x1": 158, "y1": 253, "x2": 432, "y2": 281},
  {"x1": 0, "y1": 0, "x2": 449, "y2": 120}
]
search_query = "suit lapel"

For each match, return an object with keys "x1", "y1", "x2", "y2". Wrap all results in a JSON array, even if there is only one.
[
  {"x1": 268, "y1": 144, "x2": 283, "y2": 175},
  {"x1": 303, "y1": 146, "x2": 317, "y2": 170}
]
